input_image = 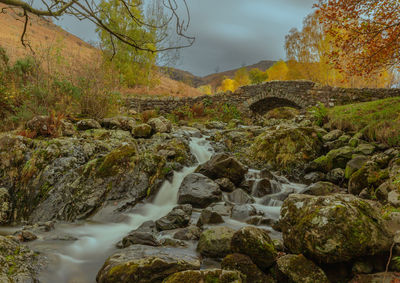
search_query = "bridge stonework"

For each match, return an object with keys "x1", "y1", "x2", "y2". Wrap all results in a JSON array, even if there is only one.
[{"x1": 127, "y1": 81, "x2": 400, "y2": 115}]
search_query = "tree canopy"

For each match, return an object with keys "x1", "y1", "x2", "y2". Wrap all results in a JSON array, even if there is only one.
[
  {"x1": 316, "y1": 0, "x2": 400, "y2": 75},
  {"x1": 0, "y1": 0, "x2": 194, "y2": 53}
]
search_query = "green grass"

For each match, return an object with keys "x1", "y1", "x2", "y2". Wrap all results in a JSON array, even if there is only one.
[{"x1": 328, "y1": 97, "x2": 400, "y2": 146}]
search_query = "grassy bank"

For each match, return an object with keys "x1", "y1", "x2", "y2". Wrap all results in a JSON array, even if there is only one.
[{"x1": 327, "y1": 97, "x2": 400, "y2": 146}]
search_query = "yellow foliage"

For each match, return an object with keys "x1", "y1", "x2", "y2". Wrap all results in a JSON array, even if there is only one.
[
  {"x1": 267, "y1": 60, "x2": 289, "y2": 81},
  {"x1": 234, "y1": 68, "x2": 250, "y2": 86},
  {"x1": 197, "y1": 84, "x2": 213, "y2": 95},
  {"x1": 220, "y1": 78, "x2": 239, "y2": 92}
]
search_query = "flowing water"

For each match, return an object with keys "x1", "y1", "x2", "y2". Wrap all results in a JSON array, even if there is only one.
[{"x1": 1, "y1": 134, "x2": 306, "y2": 282}]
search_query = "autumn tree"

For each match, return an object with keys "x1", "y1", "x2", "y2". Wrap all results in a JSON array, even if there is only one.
[
  {"x1": 233, "y1": 68, "x2": 250, "y2": 87},
  {"x1": 0, "y1": 0, "x2": 194, "y2": 53},
  {"x1": 249, "y1": 68, "x2": 269, "y2": 84},
  {"x1": 219, "y1": 78, "x2": 239, "y2": 93},
  {"x1": 316, "y1": 0, "x2": 400, "y2": 75},
  {"x1": 267, "y1": 60, "x2": 289, "y2": 81}
]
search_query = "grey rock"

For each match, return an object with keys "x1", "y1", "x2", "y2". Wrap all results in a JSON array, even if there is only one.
[
  {"x1": 76, "y1": 119, "x2": 101, "y2": 130},
  {"x1": 156, "y1": 204, "x2": 192, "y2": 231}
]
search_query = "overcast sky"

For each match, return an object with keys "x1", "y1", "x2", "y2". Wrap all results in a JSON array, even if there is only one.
[{"x1": 55, "y1": 0, "x2": 316, "y2": 76}]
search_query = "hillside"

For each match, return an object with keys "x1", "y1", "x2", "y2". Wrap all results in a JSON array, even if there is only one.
[
  {"x1": 161, "y1": 60, "x2": 276, "y2": 89},
  {"x1": 0, "y1": 4, "x2": 200, "y2": 97}
]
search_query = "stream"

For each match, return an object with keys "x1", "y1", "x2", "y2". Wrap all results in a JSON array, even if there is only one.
[{"x1": 1, "y1": 134, "x2": 306, "y2": 282}]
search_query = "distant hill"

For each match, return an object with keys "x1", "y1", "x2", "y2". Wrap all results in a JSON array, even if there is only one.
[{"x1": 161, "y1": 60, "x2": 277, "y2": 89}]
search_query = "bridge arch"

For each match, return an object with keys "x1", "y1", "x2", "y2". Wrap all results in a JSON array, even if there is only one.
[{"x1": 248, "y1": 96, "x2": 302, "y2": 115}]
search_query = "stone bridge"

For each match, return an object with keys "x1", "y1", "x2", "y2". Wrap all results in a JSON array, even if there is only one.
[{"x1": 127, "y1": 81, "x2": 400, "y2": 116}]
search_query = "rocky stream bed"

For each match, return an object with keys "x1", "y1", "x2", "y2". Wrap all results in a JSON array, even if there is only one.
[{"x1": 1, "y1": 112, "x2": 400, "y2": 283}]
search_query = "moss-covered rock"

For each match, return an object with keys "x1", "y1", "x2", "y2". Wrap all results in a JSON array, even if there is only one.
[
  {"x1": 197, "y1": 226, "x2": 236, "y2": 258},
  {"x1": 250, "y1": 126, "x2": 322, "y2": 172},
  {"x1": 345, "y1": 155, "x2": 369, "y2": 179},
  {"x1": 221, "y1": 253, "x2": 274, "y2": 283},
  {"x1": 132, "y1": 123, "x2": 152, "y2": 138},
  {"x1": 163, "y1": 269, "x2": 245, "y2": 283},
  {"x1": 280, "y1": 194, "x2": 393, "y2": 264},
  {"x1": 276, "y1": 254, "x2": 329, "y2": 283},
  {"x1": 311, "y1": 146, "x2": 354, "y2": 172},
  {"x1": 96, "y1": 245, "x2": 200, "y2": 283},
  {"x1": 0, "y1": 235, "x2": 41, "y2": 282},
  {"x1": 348, "y1": 162, "x2": 389, "y2": 195},
  {"x1": 302, "y1": 181, "x2": 342, "y2": 196},
  {"x1": 96, "y1": 145, "x2": 137, "y2": 178},
  {"x1": 230, "y1": 226, "x2": 277, "y2": 271}
]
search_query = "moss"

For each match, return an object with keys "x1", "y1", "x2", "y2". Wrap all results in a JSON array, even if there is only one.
[{"x1": 96, "y1": 145, "x2": 137, "y2": 178}]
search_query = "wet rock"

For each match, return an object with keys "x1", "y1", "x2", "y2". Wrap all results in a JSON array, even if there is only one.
[
  {"x1": 302, "y1": 181, "x2": 342, "y2": 196},
  {"x1": 226, "y1": 189, "x2": 254, "y2": 204},
  {"x1": 245, "y1": 215, "x2": 274, "y2": 226},
  {"x1": 15, "y1": 230, "x2": 38, "y2": 242},
  {"x1": 0, "y1": 187, "x2": 10, "y2": 224},
  {"x1": 156, "y1": 204, "x2": 192, "y2": 231},
  {"x1": 197, "y1": 226, "x2": 236, "y2": 258},
  {"x1": 207, "y1": 202, "x2": 232, "y2": 216},
  {"x1": 252, "y1": 178, "x2": 272, "y2": 197},
  {"x1": 135, "y1": 220, "x2": 157, "y2": 233},
  {"x1": 177, "y1": 173, "x2": 222, "y2": 208},
  {"x1": 76, "y1": 119, "x2": 101, "y2": 130},
  {"x1": 132, "y1": 123, "x2": 152, "y2": 138},
  {"x1": 163, "y1": 269, "x2": 244, "y2": 283},
  {"x1": 96, "y1": 245, "x2": 200, "y2": 283},
  {"x1": 173, "y1": 225, "x2": 202, "y2": 241},
  {"x1": 0, "y1": 235, "x2": 40, "y2": 282},
  {"x1": 119, "y1": 231, "x2": 160, "y2": 248},
  {"x1": 215, "y1": 178, "x2": 236, "y2": 192},
  {"x1": 349, "y1": 272, "x2": 400, "y2": 283},
  {"x1": 345, "y1": 155, "x2": 369, "y2": 179},
  {"x1": 231, "y1": 204, "x2": 263, "y2": 221},
  {"x1": 148, "y1": 116, "x2": 172, "y2": 133},
  {"x1": 197, "y1": 207, "x2": 224, "y2": 227},
  {"x1": 231, "y1": 226, "x2": 277, "y2": 270},
  {"x1": 280, "y1": 194, "x2": 393, "y2": 263},
  {"x1": 221, "y1": 253, "x2": 273, "y2": 283},
  {"x1": 251, "y1": 126, "x2": 323, "y2": 172},
  {"x1": 303, "y1": 172, "x2": 326, "y2": 185},
  {"x1": 276, "y1": 254, "x2": 329, "y2": 283},
  {"x1": 195, "y1": 153, "x2": 247, "y2": 185},
  {"x1": 160, "y1": 238, "x2": 186, "y2": 247},
  {"x1": 322, "y1": 129, "x2": 344, "y2": 142}
]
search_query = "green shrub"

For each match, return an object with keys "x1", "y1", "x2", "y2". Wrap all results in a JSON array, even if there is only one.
[{"x1": 308, "y1": 102, "x2": 328, "y2": 126}]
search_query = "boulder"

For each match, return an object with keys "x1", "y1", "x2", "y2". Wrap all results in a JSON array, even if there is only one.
[
  {"x1": 147, "y1": 117, "x2": 172, "y2": 133},
  {"x1": 96, "y1": 245, "x2": 200, "y2": 283},
  {"x1": 0, "y1": 187, "x2": 10, "y2": 224},
  {"x1": 231, "y1": 204, "x2": 263, "y2": 221},
  {"x1": 345, "y1": 155, "x2": 369, "y2": 179},
  {"x1": 155, "y1": 205, "x2": 192, "y2": 231},
  {"x1": 195, "y1": 153, "x2": 247, "y2": 185},
  {"x1": 15, "y1": 230, "x2": 38, "y2": 242},
  {"x1": 177, "y1": 173, "x2": 222, "y2": 208},
  {"x1": 322, "y1": 129, "x2": 344, "y2": 142},
  {"x1": 196, "y1": 207, "x2": 224, "y2": 227},
  {"x1": 119, "y1": 231, "x2": 160, "y2": 248},
  {"x1": 221, "y1": 253, "x2": 273, "y2": 283},
  {"x1": 76, "y1": 119, "x2": 101, "y2": 130},
  {"x1": 388, "y1": 191, "x2": 400, "y2": 207},
  {"x1": 163, "y1": 269, "x2": 244, "y2": 283},
  {"x1": 311, "y1": 146, "x2": 354, "y2": 172},
  {"x1": 230, "y1": 226, "x2": 277, "y2": 270},
  {"x1": 251, "y1": 178, "x2": 272, "y2": 197},
  {"x1": 0, "y1": 235, "x2": 40, "y2": 282},
  {"x1": 348, "y1": 162, "x2": 388, "y2": 195},
  {"x1": 132, "y1": 123, "x2": 152, "y2": 138},
  {"x1": 173, "y1": 225, "x2": 202, "y2": 241},
  {"x1": 101, "y1": 116, "x2": 136, "y2": 131},
  {"x1": 302, "y1": 181, "x2": 342, "y2": 196},
  {"x1": 354, "y1": 143, "x2": 375, "y2": 155},
  {"x1": 280, "y1": 194, "x2": 393, "y2": 263},
  {"x1": 349, "y1": 272, "x2": 400, "y2": 283},
  {"x1": 205, "y1": 121, "x2": 226, "y2": 129},
  {"x1": 215, "y1": 178, "x2": 236, "y2": 192},
  {"x1": 226, "y1": 189, "x2": 254, "y2": 204},
  {"x1": 303, "y1": 172, "x2": 326, "y2": 185},
  {"x1": 197, "y1": 226, "x2": 236, "y2": 258},
  {"x1": 326, "y1": 167, "x2": 345, "y2": 185},
  {"x1": 276, "y1": 254, "x2": 329, "y2": 283},
  {"x1": 251, "y1": 126, "x2": 323, "y2": 172}
]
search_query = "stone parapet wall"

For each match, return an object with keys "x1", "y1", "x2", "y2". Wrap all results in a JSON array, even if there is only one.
[{"x1": 126, "y1": 81, "x2": 400, "y2": 115}]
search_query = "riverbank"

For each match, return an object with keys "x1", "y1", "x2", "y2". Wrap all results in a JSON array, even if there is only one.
[{"x1": 0, "y1": 98, "x2": 400, "y2": 282}]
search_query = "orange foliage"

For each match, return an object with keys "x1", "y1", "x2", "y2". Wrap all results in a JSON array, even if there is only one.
[{"x1": 316, "y1": 0, "x2": 400, "y2": 75}]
